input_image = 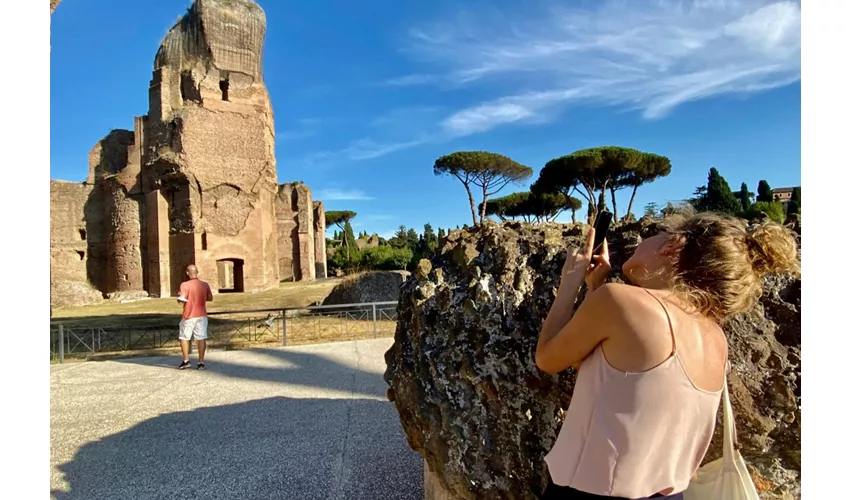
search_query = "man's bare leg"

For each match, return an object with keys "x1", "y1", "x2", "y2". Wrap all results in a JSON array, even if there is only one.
[
  {"x1": 197, "y1": 339, "x2": 206, "y2": 364},
  {"x1": 179, "y1": 339, "x2": 190, "y2": 362}
]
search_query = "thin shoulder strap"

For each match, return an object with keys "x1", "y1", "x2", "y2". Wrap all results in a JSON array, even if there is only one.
[
  {"x1": 642, "y1": 289, "x2": 677, "y2": 354},
  {"x1": 721, "y1": 379, "x2": 740, "y2": 459}
]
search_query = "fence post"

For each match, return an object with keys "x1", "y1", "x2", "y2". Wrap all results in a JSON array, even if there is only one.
[
  {"x1": 282, "y1": 309, "x2": 288, "y2": 347},
  {"x1": 58, "y1": 324, "x2": 65, "y2": 364},
  {"x1": 372, "y1": 303, "x2": 377, "y2": 339}
]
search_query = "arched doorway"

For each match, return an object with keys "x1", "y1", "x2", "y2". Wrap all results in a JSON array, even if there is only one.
[{"x1": 216, "y1": 258, "x2": 244, "y2": 293}]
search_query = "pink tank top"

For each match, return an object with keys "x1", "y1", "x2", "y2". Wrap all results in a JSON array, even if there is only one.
[{"x1": 544, "y1": 291, "x2": 723, "y2": 498}]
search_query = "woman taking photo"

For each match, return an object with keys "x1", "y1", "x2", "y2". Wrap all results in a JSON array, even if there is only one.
[{"x1": 535, "y1": 212, "x2": 799, "y2": 500}]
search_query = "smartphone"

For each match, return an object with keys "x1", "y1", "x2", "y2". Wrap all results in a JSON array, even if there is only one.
[{"x1": 592, "y1": 210, "x2": 613, "y2": 253}]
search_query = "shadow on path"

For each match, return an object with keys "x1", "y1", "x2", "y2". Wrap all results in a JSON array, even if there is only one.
[
  {"x1": 51, "y1": 396, "x2": 422, "y2": 500},
  {"x1": 114, "y1": 345, "x2": 390, "y2": 399}
]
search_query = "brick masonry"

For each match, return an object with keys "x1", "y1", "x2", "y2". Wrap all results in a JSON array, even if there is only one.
[{"x1": 49, "y1": 0, "x2": 328, "y2": 306}]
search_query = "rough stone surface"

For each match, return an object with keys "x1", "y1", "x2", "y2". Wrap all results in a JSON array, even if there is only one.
[
  {"x1": 50, "y1": 181, "x2": 98, "y2": 307},
  {"x1": 323, "y1": 271, "x2": 411, "y2": 306},
  {"x1": 384, "y1": 220, "x2": 800, "y2": 500},
  {"x1": 276, "y1": 183, "x2": 319, "y2": 282},
  {"x1": 313, "y1": 201, "x2": 328, "y2": 279},
  {"x1": 50, "y1": 280, "x2": 103, "y2": 308},
  {"x1": 50, "y1": 0, "x2": 328, "y2": 307},
  {"x1": 356, "y1": 235, "x2": 381, "y2": 251}
]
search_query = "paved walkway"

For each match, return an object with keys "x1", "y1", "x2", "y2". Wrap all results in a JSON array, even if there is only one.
[{"x1": 50, "y1": 339, "x2": 423, "y2": 500}]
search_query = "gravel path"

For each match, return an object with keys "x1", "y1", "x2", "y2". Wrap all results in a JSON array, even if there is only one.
[{"x1": 50, "y1": 338, "x2": 423, "y2": 500}]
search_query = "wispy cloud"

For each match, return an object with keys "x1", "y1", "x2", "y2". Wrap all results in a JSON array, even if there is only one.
[
  {"x1": 278, "y1": 129, "x2": 317, "y2": 140},
  {"x1": 369, "y1": 106, "x2": 443, "y2": 127},
  {"x1": 345, "y1": 137, "x2": 429, "y2": 160},
  {"x1": 277, "y1": 118, "x2": 327, "y2": 141},
  {"x1": 315, "y1": 188, "x2": 375, "y2": 201},
  {"x1": 383, "y1": 74, "x2": 439, "y2": 87},
  {"x1": 294, "y1": 135, "x2": 430, "y2": 168},
  {"x1": 396, "y1": 0, "x2": 800, "y2": 136}
]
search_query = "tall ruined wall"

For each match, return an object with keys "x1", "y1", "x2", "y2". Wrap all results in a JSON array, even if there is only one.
[
  {"x1": 50, "y1": 181, "x2": 102, "y2": 307},
  {"x1": 313, "y1": 201, "x2": 327, "y2": 279},
  {"x1": 275, "y1": 183, "x2": 316, "y2": 282},
  {"x1": 385, "y1": 220, "x2": 801, "y2": 500},
  {"x1": 50, "y1": 181, "x2": 90, "y2": 283},
  {"x1": 87, "y1": 130, "x2": 146, "y2": 296},
  {"x1": 143, "y1": 0, "x2": 279, "y2": 295},
  {"x1": 50, "y1": 0, "x2": 326, "y2": 304}
]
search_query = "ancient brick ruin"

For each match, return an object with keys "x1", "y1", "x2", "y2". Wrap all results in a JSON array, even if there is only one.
[{"x1": 49, "y1": 0, "x2": 327, "y2": 306}]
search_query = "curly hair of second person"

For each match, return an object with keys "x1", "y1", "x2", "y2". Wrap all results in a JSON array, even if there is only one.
[{"x1": 660, "y1": 212, "x2": 800, "y2": 321}]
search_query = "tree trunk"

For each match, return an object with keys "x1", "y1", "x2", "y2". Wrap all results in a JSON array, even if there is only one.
[
  {"x1": 571, "y1": 209, "x2": 576, "y2": 224},
  {"x1": 598, "y1": 183, "x2": 608, "y2": 213},
  {"x1": 609, "y1": 186, "x2": 619, "y2": 221},
  {"x1": 579, "y1": 183, "x2": 597, "y2": 222},
  {"x1": 464, "y1": 184, "x2": 478, "y2": 226},
  {"x1": 626, "y1": 184, "x2": 640, "y2": 219}
]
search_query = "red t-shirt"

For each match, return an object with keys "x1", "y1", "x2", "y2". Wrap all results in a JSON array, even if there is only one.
[{"x1": 178, "y1": 278, "x2": 212, "y2": 320}]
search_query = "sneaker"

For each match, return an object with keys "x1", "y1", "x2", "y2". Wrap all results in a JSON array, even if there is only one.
[
  {"x1": 197, "y1": 363, "x2": 206, "y2": 371},
  {"x1": 177, "y1": 360, "x2": 191, "y2": 370}
]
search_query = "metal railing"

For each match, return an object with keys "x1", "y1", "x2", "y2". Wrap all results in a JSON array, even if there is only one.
[{"x1": 50, "y1": 301, "x2": 398, "y2": 363}]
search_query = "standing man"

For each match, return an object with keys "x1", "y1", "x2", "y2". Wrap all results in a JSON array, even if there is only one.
[{"x1": 177, "y1": 264, "x2": 213, "y2": 370}]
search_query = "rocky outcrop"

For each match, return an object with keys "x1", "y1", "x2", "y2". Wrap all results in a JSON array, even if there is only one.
[
  {"x1": 51, "y1": 280, "x2": 103, "y2": 308},
  {"x1": 323, "y1": 271, "x2": 411, "y2": 306},
  {"x1": 384, "y1": 220, "x2": 800, "y2": 500},
  {"x1": 356, "y1": 235, "x2": 381, "y2": 250}
]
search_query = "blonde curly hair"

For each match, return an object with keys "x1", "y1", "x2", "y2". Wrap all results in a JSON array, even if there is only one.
[{"x1": 659, "y1": 211, "x2": 800, "y2": 321}]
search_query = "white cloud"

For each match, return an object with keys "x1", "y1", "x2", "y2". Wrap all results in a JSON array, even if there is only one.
[
  {"x1": 369, "y1": 106, "x2": 443, "y2": 127},
  {"x1": 315, "y1": 188, "x2": 375, "y2": 201},
  {"x1": 344, "y1": 137, "x2": 428, "y2": 160},
  {"x1": 441, "y1": 89, "x2": 586, "y2": 136},
  {"x1": 277, "y1": 118, "x2": 327, "y2": 141},
  {"x1": 278, "y1": 129, "x2": 317, "y2": 140},
  {"x1": 384, "y1": 74, "x2": 439, "y2": 86},
  {"x1": 398, "y1": 0, "x2": 800, "y2": 134},
  {"x1": 291, "y1": 135, "x2": 429, "y2": 170}
]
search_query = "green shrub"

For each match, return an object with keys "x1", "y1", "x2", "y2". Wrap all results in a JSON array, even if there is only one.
[
  {"x1": 360, "y1": 246, "x2": 413, "y2": 270},
  {"x1": 329, "y1": 246, "x2": 361, "y2": 270},
  {"x1": 744, "y1": 201, "x2": 785, "y2": 224}
]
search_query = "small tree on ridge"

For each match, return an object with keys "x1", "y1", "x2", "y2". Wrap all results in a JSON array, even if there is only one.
[
  {"x1": 434, "y1": 151, "x2": 533, "y2": 225},
  {"x1": 325, "y1": 210, "x2": 357, "y2": 261}
]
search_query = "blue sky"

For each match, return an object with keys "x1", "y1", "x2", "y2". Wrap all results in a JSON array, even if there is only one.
[{"x1": 50, "y1": 0, "x2": 800, "y2": 238}]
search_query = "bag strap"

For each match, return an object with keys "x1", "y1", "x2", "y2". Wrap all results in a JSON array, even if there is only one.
[{"x1": 721, "y1": 378, "x2": 739, "y2": 461}]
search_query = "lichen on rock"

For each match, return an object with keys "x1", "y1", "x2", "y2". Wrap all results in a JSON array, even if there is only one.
[{"x1": 384, "y1": 220, "x2": 800, "y2": 500}]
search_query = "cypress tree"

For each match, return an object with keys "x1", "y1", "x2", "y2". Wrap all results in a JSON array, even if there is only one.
[{"x1": 701, "y1": 168, "x2": 742, "y2": 215}]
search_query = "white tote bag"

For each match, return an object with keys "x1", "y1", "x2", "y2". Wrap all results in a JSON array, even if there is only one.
[{"x1": 683, "y1": 380, "x2": 761, "y2": 500}]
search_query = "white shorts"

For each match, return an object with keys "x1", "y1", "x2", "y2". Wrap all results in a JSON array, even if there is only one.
[{"x1": 178, "y1": 316, "x2": 208, "y2": 341}]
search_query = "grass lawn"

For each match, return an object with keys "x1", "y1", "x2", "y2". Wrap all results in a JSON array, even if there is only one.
[{"x1": 51, "y1": 278, "x2": 344, "y2": 327}]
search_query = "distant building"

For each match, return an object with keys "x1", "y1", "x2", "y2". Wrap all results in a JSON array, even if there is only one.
[{"x1": 772, "y1": 187, "x2": 799, "y2": 212}]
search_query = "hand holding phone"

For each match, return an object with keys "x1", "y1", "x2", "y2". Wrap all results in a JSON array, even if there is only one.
[
  {"x1": 560, "y1": 211, "x2": 613, "y2": 288},
  {"x1": 592, "y1": 210, "x2": 613, "y2": 253},
  {"x1": 587, "y1": 211, "x2": 613, "y2": 292}
]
